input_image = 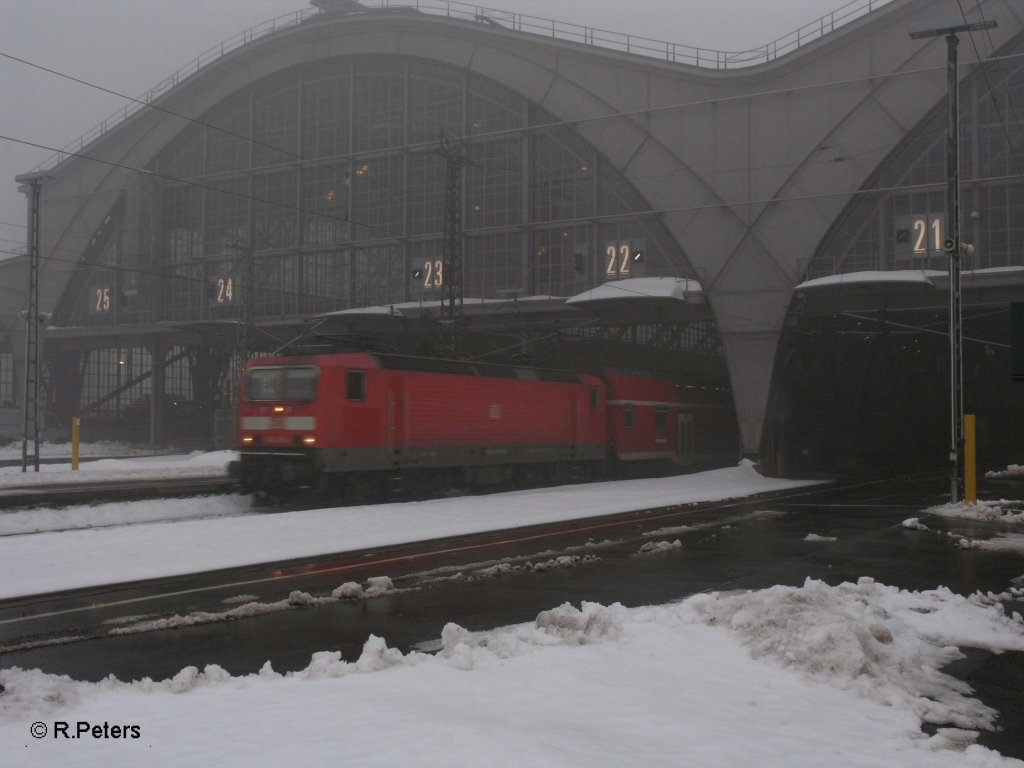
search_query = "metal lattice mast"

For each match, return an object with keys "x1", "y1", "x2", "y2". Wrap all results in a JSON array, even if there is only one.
[
  {"x1": 226, "y1": 242, "x2": 255, "y2": 392},
  {"x1": 15, "y1": 171, "x2": 54, "y2": 472},
  {"x1": 438, "y1": 134, "x2": 469, "y2": 354},
  {"x1": 909, "y1": 16, "x2": 997, "y2": 503}
]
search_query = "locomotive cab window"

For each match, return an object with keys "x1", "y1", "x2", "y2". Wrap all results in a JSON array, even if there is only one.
[
  {"x1": 589, "y1": 386, "x2": 600, "y2": 411},
  {"x1": 247, "y1": 366, "x2": 319, "y2": 402},
  {"x1": 654, "y1": 405, "x2": 668, "y2": 429},
  {"x1": 623, "y1": 403, "x2": 633, "y2": 429},
  {"x1": 347, "y1": 370, "x2": 366, "y2": 402}
]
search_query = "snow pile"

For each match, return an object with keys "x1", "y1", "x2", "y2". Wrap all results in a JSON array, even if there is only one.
[
  {"x1": 986, "y1": 464, "x2": 1024, "y2": 480},
  {"x1": 903, "y1": 517, "x2": 931, "y2": 530},
  {"x1": 419, "y1": 553, "x2": 601, "y2": 586},
  {"x1": 644, "y1": 509, "x2": 785, "y2": 542},
  {"x1": 970, "y1": 586, "x2": 1024, "y2": 610},
  {"x1": 301, "y1": 636, "x2": 409, "y2": 678},
  {"x1": 2, "y1": 579, "x2": 1023, "y2": 766},
  {"x1": 107, "y1": 577, "x2": 398, "y2": 636},
  {"x1": 685, "y1": 577, "x2": 1024, "y2": 732},
  {"x1": 926, "y1": 499, "x2": 1024, "y2": 526},
  {"x1": 804, "y1": 533, "x2": 838, "y2": 542},
  {"x1": 532, "y1": 602, "x2": 626, "y2": 645},
  {"x1": 636, "y1": 539, "x2": 683, "y2": 555},
  {"x1": 903, "y1": 502, "x2": 1024, "y2": 554}
]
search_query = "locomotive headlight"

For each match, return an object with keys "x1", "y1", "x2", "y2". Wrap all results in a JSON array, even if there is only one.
[
  {"x1": 273, "y1": 406, "x2": 286, "y2": 413},
  {"x1": 242, "y1": 435, "x2": 254, "y2": 444},
  {"x1": 302, "y1": 436, "x2": 317, "y2": 445}
]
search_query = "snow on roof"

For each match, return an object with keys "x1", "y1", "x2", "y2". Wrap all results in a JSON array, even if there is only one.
[
  {"x1": 329, "y1": 305, "x2": 405, "y2": 317},
  {"x1": 796, "y1": 270, "x2": 937, "y2": 291},
  {"x1": 566, "y1": 277, "x2": 703, "y2": 305},
  {"x1": 964, "y1": 265, "x2": 1024, "y2": 277},
  {"x1": 797, "y1": 266, "x2": 1024, "y2": 293},
  {"x1": 320, "y1": 295, "x2": 564, "y2": 319}
]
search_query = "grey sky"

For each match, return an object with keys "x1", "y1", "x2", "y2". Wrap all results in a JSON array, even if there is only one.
[{"x1": 0, "y1": 0, "x2": 881, "y2": 254}]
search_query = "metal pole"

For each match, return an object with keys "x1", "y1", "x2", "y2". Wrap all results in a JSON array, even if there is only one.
[
  {"x1": 242, "y1": 244, "x2": 254, "y2": 368},
  {"x1": 946, "y1": 31, "x2": 964, "y2": 503},
  {"x1": 438, "y1": 134, "x2": 468, "y2": 357},
  {"x1": 909, "y1": 16, "x2": 997, "y2": 505},
  {"x1": 226, "y1": 242, "x2": 254, "y2": 385},
  {"x1": 20, "y1": 180, "x2": 42, "y2": 473}
]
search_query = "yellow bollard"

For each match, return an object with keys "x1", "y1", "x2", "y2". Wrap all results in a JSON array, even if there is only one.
[
  {"x1": 72, "y1": 416, "x2": 80, "y2": 471},
  {"x1": 964, "y1": 413, "x2": 976, "y2": 505}
]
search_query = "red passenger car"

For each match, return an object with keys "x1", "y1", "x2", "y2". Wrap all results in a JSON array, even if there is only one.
[{"x1": 603, "y1": 372, "x2": 739, "y2": 473}]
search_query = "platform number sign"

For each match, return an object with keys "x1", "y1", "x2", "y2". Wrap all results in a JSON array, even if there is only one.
[
  {"x1": 413, "y1": 260, "x2": 444, "y2": 289},
  {"x1": 895, "y1": 215, "x2": 945, "y2": 259},
  {"x1": 216, "y1": 276, "x2": 234, "y2": 304},
  {"x1": 93, "y1": 287, "x2": 112, "y2": 313},
  {"x1": 422, "y1": 260, "x2": 443, "y2": 288},
  {"x1": 208, "y1": 275, "x2": 234, "y2": 305},
  {"x1": 605, "y1": 240, "x2": 643, "y2": 280}
]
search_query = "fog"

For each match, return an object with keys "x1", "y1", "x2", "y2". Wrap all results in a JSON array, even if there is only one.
[{"x1": 0, "y1": 0, "x2": 882, "y2": 254}]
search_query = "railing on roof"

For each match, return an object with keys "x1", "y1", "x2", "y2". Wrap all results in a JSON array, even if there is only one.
[
  {"x1": 38, "y1": 0, "x2": 888, "y2": 171},
  {"x1": 410, "y1": 0, "x2": 886, "y2": 67}
]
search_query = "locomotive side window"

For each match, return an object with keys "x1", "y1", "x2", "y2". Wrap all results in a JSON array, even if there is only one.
[
  {"x1": 347, "y1": 370, "x2": 366, "y2": 402},
  {"x1": 283, "y1": 367, "x2": 318, "y2": 401},
  {"x1": 247, "y1": 366, "x2": 319, "y2": 401},
  {"x1": 654, "y1": 405, "x2": 667, "y2": 429},
  {"x1": 623, "y1": 403, "x2": 633, "y2": 429},
  {"x1": 589, "y1": 386, "x2": 599, "y2": 411}
]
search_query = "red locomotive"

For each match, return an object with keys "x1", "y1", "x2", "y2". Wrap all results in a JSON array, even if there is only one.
[{"x1": 233, "y1": 352, "x2": 738, "y2": 502}]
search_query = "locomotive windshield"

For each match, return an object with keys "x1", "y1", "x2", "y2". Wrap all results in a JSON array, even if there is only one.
[{"x1": 247, "y1": 366, "x2": 319, "y2": 402}]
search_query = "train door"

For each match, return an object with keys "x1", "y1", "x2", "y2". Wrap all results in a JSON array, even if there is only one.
[
  {"x1": 386, "y1": 375, "x2": 408, "y2": 458},
  {"x1": 568, "y1": 388, "x2": 579, "y2": 458},
  {"x1": 677, "y1": 413, "x2": 695, "y2": 463}
]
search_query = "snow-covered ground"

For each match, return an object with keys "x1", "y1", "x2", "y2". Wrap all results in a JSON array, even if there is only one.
[
  {"x1": 0, "y1": 440, "x2": 165, "y2": 462},
  {"x1": 1, "y1": 449, "x2": 1023, "y2": 766},
  {"x1": 3, "y1": 579, "x2": 1024, "y2": 767},
  {"x1": 0, "y1": 447, "x2": 234, "y2": 487},
  {"x1": 0, "y1": 456, "x2": 814, "y2": 599}
]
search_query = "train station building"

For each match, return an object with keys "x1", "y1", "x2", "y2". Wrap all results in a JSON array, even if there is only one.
[{"x1": 1, "y1": 0, "x2": 1022, "y2": 474}]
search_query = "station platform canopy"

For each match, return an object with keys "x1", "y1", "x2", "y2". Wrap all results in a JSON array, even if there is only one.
[
  {"x1": 319, "y1": 279, "x2": 712, "y2": 325},
  {"x1": 796, "y1": 267, "x2": 1024, "y2": 293},
  {"x1": 566, "y1": 277, "x2": 707, "y2": 324},
  {"x1": 793, "y1": 267, "x2": 1024, "y2": 316},
  {"x1": 795, "y1": 270, "x2": 938, "y2": 292},
  {"x1": 321, "y1": 295, "x2": 577, "y2": 322}
]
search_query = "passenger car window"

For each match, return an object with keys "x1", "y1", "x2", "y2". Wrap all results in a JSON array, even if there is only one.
[
  {"x1": 347, "y1": 370, "x2": 366, "y2": 402},
  {"x1": 654, "y1": 405, "x2": 667, "y2": 429}
]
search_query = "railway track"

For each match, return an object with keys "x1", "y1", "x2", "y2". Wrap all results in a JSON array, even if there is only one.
[{"x1": 0, "y1": 476, "x2": 238, "y2": 508}]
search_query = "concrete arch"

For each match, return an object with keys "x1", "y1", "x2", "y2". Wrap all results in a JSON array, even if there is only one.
[{"x1": 25, "y1": 0, "x2": 1024, "y2": 455}]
